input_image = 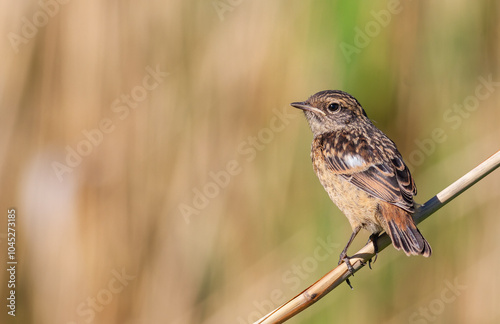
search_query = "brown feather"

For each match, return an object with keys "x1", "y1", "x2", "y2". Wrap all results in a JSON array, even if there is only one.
[
  {"x1": 379, "y1": 201, "x2": 431, "y2": 257},
  {"x1": 318, "y1": 129, "x2": 416, "y2": 212}
]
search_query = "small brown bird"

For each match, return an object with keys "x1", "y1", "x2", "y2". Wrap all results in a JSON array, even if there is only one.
[{"x1": 291, "y1": 90, "x2": 431, "y2": 276}]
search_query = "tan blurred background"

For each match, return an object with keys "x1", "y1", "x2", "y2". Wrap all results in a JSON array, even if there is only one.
[{"x1": 1, "y1": 1, "x2": 500, "y2": 323}]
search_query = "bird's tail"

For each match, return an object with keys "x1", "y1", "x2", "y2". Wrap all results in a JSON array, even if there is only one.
[{"x1": 380, "y1": 202, "x2": 432, "y2": 257}]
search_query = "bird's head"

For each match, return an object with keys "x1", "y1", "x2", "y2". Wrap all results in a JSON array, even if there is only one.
[{"x1": 291, "y1": 90, "x2": 369, "y2": 137}]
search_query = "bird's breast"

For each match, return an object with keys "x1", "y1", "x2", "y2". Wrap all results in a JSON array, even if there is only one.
[{"x1": 311, "y1": 145, "x2": 383, "y2": 233}]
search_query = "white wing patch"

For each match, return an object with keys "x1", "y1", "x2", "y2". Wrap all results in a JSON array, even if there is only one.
[{"x1": 344, "y1": 154, "x2": 365, "y2": 168}]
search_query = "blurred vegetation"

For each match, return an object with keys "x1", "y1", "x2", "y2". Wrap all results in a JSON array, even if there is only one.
[{"x1": 0, "y1": 1, "x2": 499, "y2": 323}]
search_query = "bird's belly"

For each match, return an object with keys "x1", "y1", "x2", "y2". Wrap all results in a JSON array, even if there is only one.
[{"x1": 313, "y1": 161, "x2": 383, "y2": 233}]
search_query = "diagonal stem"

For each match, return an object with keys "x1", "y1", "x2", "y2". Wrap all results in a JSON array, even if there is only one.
[
  {"x1": 254, "y1": 149, "x2": 500, "y2": 324},
  {"x1": 415, "y1": 150, "x2": 500, "y2": 224}
]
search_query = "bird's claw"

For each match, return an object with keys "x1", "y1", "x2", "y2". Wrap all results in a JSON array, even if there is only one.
[
  {"x1": 338, "y1": 254, "x2": 355, "y2": 274},
  {"x1": 339, "y1": 255, "x2": 356, "y2": 290},
  {"x1": 368, "y1": 234, "x2": 379, "y2": 270},
  {"x1": 346, "y1": 278, "x2": 353, "y2": 290}
]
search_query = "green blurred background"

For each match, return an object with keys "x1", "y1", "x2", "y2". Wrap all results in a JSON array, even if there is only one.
[{"x1": 1, "y1": 1, "x2": 500, "y2": 323}]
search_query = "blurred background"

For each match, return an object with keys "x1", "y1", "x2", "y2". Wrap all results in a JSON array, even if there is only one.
[{"x1": 1, "y1": 1, "x2": 499, "y2": 323}]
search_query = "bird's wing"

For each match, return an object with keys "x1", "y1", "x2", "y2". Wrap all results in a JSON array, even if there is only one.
[{"x1": 319, "y1": 131, "x2": 417, "y2": 212}]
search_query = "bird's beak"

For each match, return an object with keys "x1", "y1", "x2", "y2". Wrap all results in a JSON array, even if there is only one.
[{"x1": 290, "y1": 102, "x2": 326, "y2": 116}]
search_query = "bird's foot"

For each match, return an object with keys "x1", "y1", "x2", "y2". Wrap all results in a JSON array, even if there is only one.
[
  {"x1": 339, "y1": 253, "x2": 356, "y2": 290},
  {"x1": 338, "y1": 252, "x2": 355, "y2": 273}
]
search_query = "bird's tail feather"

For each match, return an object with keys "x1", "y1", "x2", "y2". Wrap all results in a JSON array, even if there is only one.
[{"x1": 380, "y1": 203, "x2": 432, "y2": 257}]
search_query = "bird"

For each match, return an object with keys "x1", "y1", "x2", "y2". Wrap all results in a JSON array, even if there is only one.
[{"x1": 291, "y1": 90, "x2": 431, "y2": 282}]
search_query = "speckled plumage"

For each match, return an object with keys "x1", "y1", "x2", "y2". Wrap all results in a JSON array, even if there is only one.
[{"x1": 291, "y1": 90, "x2": 431, "y2": 263}]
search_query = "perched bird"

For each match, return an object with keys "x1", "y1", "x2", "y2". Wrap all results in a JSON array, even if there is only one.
[{"x1": 291, "y1": 90, "x2": 431, "y2": 277}]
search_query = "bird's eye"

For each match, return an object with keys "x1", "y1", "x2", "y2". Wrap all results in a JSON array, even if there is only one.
[{"x1": 327, "y1": 103, "x2": 340, "y2": 112}]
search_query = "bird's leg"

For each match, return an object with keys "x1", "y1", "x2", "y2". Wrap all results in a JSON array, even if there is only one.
[
  {"x1": 338, "y1": 227, "x2": 361, "y2": 274},
  {"x1": 368, "y1": 232, "x2": 380, "y2": 270},
  {"x1": 339, "y1": 228, "x2": 361, "y2": 290}
]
